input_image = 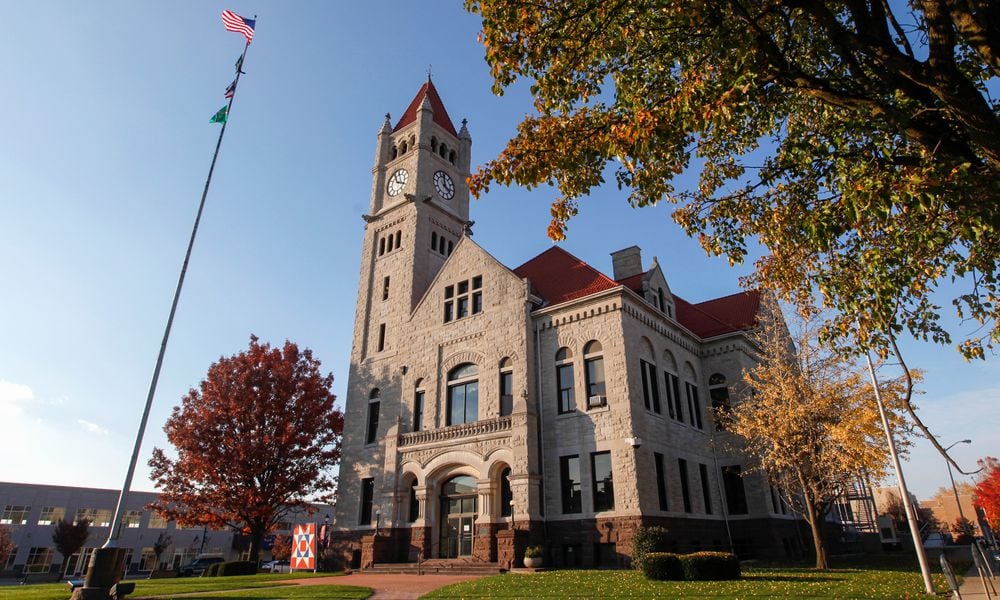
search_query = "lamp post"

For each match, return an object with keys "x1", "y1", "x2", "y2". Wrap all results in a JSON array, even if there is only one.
[{"x1": 945, "y1": 439, "x2": 972, "y2": 538}]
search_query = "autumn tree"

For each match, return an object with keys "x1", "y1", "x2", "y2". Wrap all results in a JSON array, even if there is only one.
[
  {"x1": 466, "y1": 0, "x2": 1000, "y2": 361},
  {"x1": 152, "y1": 532, "x2": 172, "y2": 572},
  {"x1": 148, "y1": 336, "x2": 344, "y2": 562},
  {"x1": 727, "y1": 297, "x2": 912, "y2": 569},
  {"x1": 52, "y1": 518, "x2": 90, "y2": 578},
  {"x1": 271, "y1": 535, "x2": 292, "y2": 562},
  {"x1": 974, "y1": 456, "x2": 1000, "y2": 526},
  {"x1": 0, "y1": 524, "x2": 14, "y2": 571}
]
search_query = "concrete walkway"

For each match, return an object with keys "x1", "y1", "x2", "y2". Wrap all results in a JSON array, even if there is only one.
[
  {"x1": 289, "y1": 572, "x2": 486, "y2": 599},
  {"x1": 956, "y1": 565, "x2": 998, "y2": 599}
]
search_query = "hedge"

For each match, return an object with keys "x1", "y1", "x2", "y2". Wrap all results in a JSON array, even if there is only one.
[
  {"x1": 680, "y1": 551, "x2": 741, "y2": 581},
  {"x1": 217, "y1": 560, "x2": 258, "y2": 576},
  {"x1": 642, "y1": 552, "x2": 684, "y2": 581},
  {"x1": 631, "y1": 526, "x2": 671, "y2": 571}
]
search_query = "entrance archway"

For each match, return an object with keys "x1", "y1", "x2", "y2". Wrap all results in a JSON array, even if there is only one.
[{"x1": 439, "y1": 475, "x2": 477, "y2": 558}]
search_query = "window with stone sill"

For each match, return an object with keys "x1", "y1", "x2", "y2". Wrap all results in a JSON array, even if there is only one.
[
  {"x1": 583, "y1": 341, "x2": 605, "y2": 408},
  {"x1": 499, "y1": 357, "x2": 514, "y2": 417},
  {"x1": 555, "y1": 347, "x2": 575, "y2": 414},
  {"x1": 443, "y1": 276, "x2": 482, "y2": 323}
]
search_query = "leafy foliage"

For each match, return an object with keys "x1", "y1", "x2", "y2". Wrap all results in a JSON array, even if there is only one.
[
  {"x1": 271, "y1": 534, "x2": 292, "y2": 562},
  {"x1": 152, "y1": 532, "x2": 172, "y2": 571},
  {"x1": 466, "y1": 0, "x2": 1000, "y2": 359},
  {"x1": 727, "y1": 297, "x2": 913, "y2": 568},
  {"x1": 974, "y1": 456, "x2": 1000, "y2": 525},
  {"x1": 148, "y1": 336, "x2": 344, "y2": 562},
  {"x1": 642, "y1": 552, "x2": 684, "y2": 581},
  {"x1": 631, "y1": 526, "x2": 670, "y2": 571},
  {"x1": 680, "y1": 552, "x2": 741, "y2": 581},
  {"x1": 524, "y1": 545, "x2": 543, "y2": 558},
  {"x1": 51, "y1": 518, "x2": 90, "y2": 575},
  {"x1": 0, "y1": 524, "x2": 14, "y2": 571}
]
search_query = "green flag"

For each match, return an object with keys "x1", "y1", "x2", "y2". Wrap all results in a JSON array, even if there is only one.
[{"x1": 210, "y1": 105, "x2": 228, "y2": 124}]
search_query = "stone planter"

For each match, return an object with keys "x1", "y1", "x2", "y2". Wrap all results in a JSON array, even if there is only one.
[{"x1": 523, "y1": 556, "x2": 543, "y2": 568}]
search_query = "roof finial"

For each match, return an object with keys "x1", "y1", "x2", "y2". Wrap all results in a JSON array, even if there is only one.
[{"x1": 427, "y1": 64, "x2": 433, "y2": 83}]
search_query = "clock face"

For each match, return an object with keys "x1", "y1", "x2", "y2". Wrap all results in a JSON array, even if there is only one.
[
  {"x1": 387, "y1": 168, "x2": 409, "y2": 197},
  {"x1": 433, "y1": 170, "x2": 455, "y2": 201}
]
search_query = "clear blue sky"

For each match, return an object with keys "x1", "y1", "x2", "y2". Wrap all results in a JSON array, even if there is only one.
[{"x1": 1, "y1": 2, "x2": 994, "y2": 502}]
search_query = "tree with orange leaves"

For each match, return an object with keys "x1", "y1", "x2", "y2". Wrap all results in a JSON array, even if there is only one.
[
  {"x1": 148, "y1": 336, "x2": 343, "y2": 562},
  {"x1": 974, "y1": 456, "x2": 1000, "y2": 526}
]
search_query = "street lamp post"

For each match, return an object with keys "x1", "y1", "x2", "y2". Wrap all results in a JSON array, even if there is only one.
[{"x1": 945, "y1": 439, "x2": 973, "y2": 538}]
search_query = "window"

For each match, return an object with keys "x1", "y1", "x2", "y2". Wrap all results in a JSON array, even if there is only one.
[
  {"x1": 584, "y1": 341, "x2": 605, "y2": 406},
  {"x1": 386, "y1": 233, "x2": 394, "y2": 252},
  {"x1": 444, "y1": 277, "x2": 482, "y2": 323},
  {"x1": 147, "y1": 512, "x2": 167, "y2": 529},
  {"x1": 678, "y1": 459, "x2": 692, "y2": 513},
  {"x1": 1, "y1": 505, "x2": 30, "y2": 525},
  {"x1": 439, "y1": 236, "x2": 446, "y2": 254},
  {"x1": 446, "y1": 363, "x2": 479, "y2": 425},
  {"x1": 24, "y1": 547, "x2": 54, "y2": 574},
  {"x1": 770, "y1": 485, "x2": 780, "y2": 514},
  {"x1": 499, "y1": 358, "x2": 514, "y2": 417},
  {"x1": 382, "y1": 276, "x2": 390, "y2": 301},
  {"x1": 658, "y1": 288, "x2": 666, "y2": 313},
  {"x1": 378, "y1": 237, "x2": 385, "y2": 256},
  {"x1": 140, "y1": 548, "x2": 157, "y2": 571},
  {"x1": 664, "y1": 371, "x2": 682, "y2": 421},
  {"x1": 395, "y1": 230, "x2": 401, "y2": 249},
  {"x1": 500, "y1": 467, "x2": 513, "y2": 517},
  {"x1": 591, "y1": 451, "x2": 614, "y2": 512},
  {"x1": 640, "y1": 360, "x2": 661, "y2": 413},
  {"x1": 37, "y1": 506, "x2": 65, "y2": 526},
  {"x1": 125, "y1": 510, "x2": 143, "y2": 528},
  {"x1": 699, "y1": 463, "x2": 713, "y2": 514},
  {"x1": 408, "y1": 480, "x2": 419, "y2": 523},
  {"x1": 555, "y1": 347, "x2": 575, "y2": 414},
  {"x1": 74, "y1": 508, "x2": 111, "y2": 527},
  {"x1": 709, "y1": 373, "x2": 731, "y2": 429},
  {"x1": 377, "y1": 323, "x2": 386, "y2": 352},
  {"x1": 359, "y1": 477, "x2": 375, "y2": 526},
  {"x1": 685, "y1": 382, "x2": 703, "y2": 429},
  {"x1": 654, "y1": 452, "x2": 669, "y2": 511},
  {"x1": 560, "y1": 456, "x2": 581, "y2": 514},
  {"x1": 412, "y1": 389, "x2": 424, "y2": 432},
  {"x1": 721, "y1": 466, "x2": 748, "y2": 515},
  {"x1": 366, "y1": 389, "x2": 380, "y2": 444}
]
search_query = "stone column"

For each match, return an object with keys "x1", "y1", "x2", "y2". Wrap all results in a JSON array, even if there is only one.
[{"x1": 409, "y1": 486, "x2": 433, "y2": 561}]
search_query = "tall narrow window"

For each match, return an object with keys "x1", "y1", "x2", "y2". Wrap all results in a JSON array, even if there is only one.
[
  {"x1": 654, "y1": 452, "x2": 669, "y2": 511},
  {"x1": 699, "y1": 463, "x2": 713, "y2": 514},
  {"x1": 448, "y1": 240, "x2": 454, "y2": 255},
  {"x1": 382, "y1": 276, "x2": 390, "y2": 301},
  {"x1": 499, "y1": 358, "x2": 514, "y2": 417},
  {"x1": 408, "y1": 480, "x2": 419, "y2": 523},
  {"x1": 678, "y1": 458, "x2": 692, "y2": 513},
  {"x1": 378, "y1": 237, "x2": 385, "y2": 256},
  {"x1": 438, "y1": 236, "x2": 446, "y2": 254},
  {"x1": 709, "y1": 374, "x2": 731, "y2": 430},
  {"x1": 377, "y1": 323, "x2": 386, "y2": 352},
  {"x1": 591, "y1": 451, "x2": 614, "y2": 512},
  {"x1": 359, "y1": 478, "x2": 374, "y2": 525},
  {"x1": 721, "y1": 466, "x2": 748, "y2": 515},
  {"x1": 412, "y1": 389, "x2": 424, "y2": 432},
  {"x1": 665, "y1": 372, "x2": 682, "y2": 421},
  {"x1": 560, "y1": 455, "x2": 581, "y2": 514},
  {"x1": 640, "y1": 360, "x2": 660, "y2": 413},
  {"x1": 444, "y1": 285, "x2": 454, "y2": 322},
  {"x1": 583, "y1": 341, "x2": 605, "y2": 406},
  {"x1": 366, "y1": 389, "x2": 380, "y2": 444},
  {"x1": 555, "y1": 347, "x2": 575, "y2": 414},
  {"x1": 395, "y1": 230, "x2": 401, "y2": 249},
  {"x1": 431, "y1": 231, "x2": 438, "y2": 250},
  {"x1": 658, "y1": 288, "x2": 666, "y2": 313},
  {"x1": 500, "y1": 467, "x2": 513, "y2": 517},
  {"x1": 471, "y1": 276, "x2": 482, "y2": 313},
  {"x1": 685, "y1": 382, "x2": 702, "y2": 429},
  {"x1": 446, "y1": 363, "x2": 479, "y2": 425},
  {"x1": 457, "y1": 280, "x2": 469, "y2": 318},
  {"x1": 386, "y1": 233, "x2": 394, "y2": 252}
]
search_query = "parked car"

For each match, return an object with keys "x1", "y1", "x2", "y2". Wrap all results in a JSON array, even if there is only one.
[
  {"x1": 261, "y1": 559, "x2": 290, "y2": 573},
  {"x1": 177, "y1": 555, "x2": 225, "y2": 577}
]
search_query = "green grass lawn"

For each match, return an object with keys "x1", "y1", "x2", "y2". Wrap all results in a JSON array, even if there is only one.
[
  {"x1": 423, "y1": 556, "x2": 953, "y2": 599},
  {"x1": 2, "y1": 572, "x2": 370, "y2": 600}
]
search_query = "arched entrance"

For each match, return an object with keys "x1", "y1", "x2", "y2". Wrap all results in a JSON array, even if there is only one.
[{"x1": 439, "y1": 475, "x2": 477, "y2": 558}]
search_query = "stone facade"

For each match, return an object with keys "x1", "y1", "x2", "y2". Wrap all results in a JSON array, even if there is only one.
[{"x1": 330, "y1": 80, "x2": 805, "y2": 568}]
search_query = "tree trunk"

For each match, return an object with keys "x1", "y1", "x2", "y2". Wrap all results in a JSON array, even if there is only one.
[
  {"x1": 249, "y1": 526, "x2": 264, "y2": 565},
  {"x1": 802, "y1": 492, "x2": 828, "y2": 570}
]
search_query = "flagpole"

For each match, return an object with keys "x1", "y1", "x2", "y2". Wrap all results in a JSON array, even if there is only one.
[{"x1": 102, "y1": 37, "x2": 253, "y2": 551}]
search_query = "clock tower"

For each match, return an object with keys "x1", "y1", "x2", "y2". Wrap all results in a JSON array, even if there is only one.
[{"x1": 350, "y1": 77, "x2": 472, "y2": 362}]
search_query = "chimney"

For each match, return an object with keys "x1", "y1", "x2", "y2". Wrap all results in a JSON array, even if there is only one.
[{"x1": 610, "y1": 246, "x2": 643, "y2": 280}]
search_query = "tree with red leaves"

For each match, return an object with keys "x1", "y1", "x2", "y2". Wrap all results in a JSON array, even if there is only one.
[
  {"x1": 148, "y1": 336, "x2": 343, "y2": 562},
  {"x1": 975, "y1": 456, "x2": 1000, "y2": 527}
]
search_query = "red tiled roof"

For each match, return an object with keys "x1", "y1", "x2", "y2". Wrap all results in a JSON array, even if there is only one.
[
  {"x1": 617, "y1": 272, "x2": 645, "y2": 294},
  {"x1": 675, "y1": 290, "x2": 760, "y2": 338},
  {"x1": 393, "y1": 79, "x2": 458, "y2": 137},
  {"x1": 513, "y1": 247, "x2": 619, "y2": 306}
]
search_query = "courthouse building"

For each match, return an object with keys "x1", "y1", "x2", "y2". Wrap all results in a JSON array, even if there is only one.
[{"x1": 330, "y1": 79, "x2": 805, "y2": 569}]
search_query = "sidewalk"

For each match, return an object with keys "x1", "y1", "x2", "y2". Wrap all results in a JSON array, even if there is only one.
[
  {"x1": 957, "y1": 565, "x2": 996, "y2": 599},
  {"x1": 290, "y1": 572, "x2": 486, "y2": 600}
]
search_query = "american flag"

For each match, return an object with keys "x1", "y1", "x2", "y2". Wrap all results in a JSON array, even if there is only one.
[
  {"x1": 225, "y1": 80, "x2": 236, "y2": 99},
  {"x1": 221, "y1": 10, "x2": 255, "y2": 44}
]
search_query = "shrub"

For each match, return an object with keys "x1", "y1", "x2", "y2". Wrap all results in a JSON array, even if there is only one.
[
  {"x1": 681, "y1": 551, "x2": 741, "y2": 580},
  {"x1": 203, "y1": 563, "x2": 222, "y2": 577},
  {"x1": 642, "y1": 552, "x2": 684, "y2": 580},
  {"x1": 217, "y1": 560, "x2": 257, "y2": 576},
  {"x1": 524, "y1": 545, "x2": 543, "y2": 559},
  {"x1": 631, "y1": 526, "x2": 670, "y2": 570}
]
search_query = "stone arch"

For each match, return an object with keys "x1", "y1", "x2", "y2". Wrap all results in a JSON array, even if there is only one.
[
  {"x1": 662, "y1": 349, "x2": 678, "y2": 372},
  {"x1": 442, "y1": 349, "x2": 486, "y2": 374},
  {"x1": 424, "y1": 452, "x2": 485, "y2": 483},
  {"x1": 683, "y1": 360, "x2": 697, "y2": 380},
  {"x1": 639, "y1": 336, "x2": 655, "y2": 360}
]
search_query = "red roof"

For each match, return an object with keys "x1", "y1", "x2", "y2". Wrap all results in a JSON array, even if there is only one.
[
  {"x1": 513, "y1": 247, "x2": 619, "y2": 306},
  {"x1": 674, "y1": 291, "x2": 760, "y2": 338},
  {"x1": 393, "y1": 79, "x2": 458, "y2": 137}
]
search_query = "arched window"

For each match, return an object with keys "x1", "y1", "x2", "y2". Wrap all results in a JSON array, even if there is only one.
[
  {"x1": 438, "y1": 236, "x2": 446, "y2": 255},
  {"x1": 408, "y1": 478, "x2": 419, "y2": 523},
  {"x1": 440, "y1": 143, "x2": 448, "y2": 158},
  {"x1": 409, "y1": 135, "x2": 416, "y2": 148},
  {"x1": 449, "y1": 150, "x2": 457, "y2": 164},
  {"x1": 431, "y1": 136, "x2": 438, "y2": 152},
  {"x1": 395, "y1": 230, "x2": 401, "y2": 249},
  {"x1": 684, "y1": 362, "x2": 703, "y2": 429},
  {"x1": 583, "y1": 341, "x2": 606, "y2": 407},
  {"x1": 413, "y1": 379, "x2": 425, "y2": 432},
  {"x1": 378, "y1": 237, "x2": 385, "y2": 256},
  {"x1": 431, "y1": 231, "x2": 438, "y2": 250},
  {"x1": 663, "y1": 350, "x2": 681, "y2": 421},
  {"x1": 447, "y1": 240, "x2": 454, "y2": 255},
  {"x1": 500, "y1": 467, "x2": 512, "y2": 517},
  {"x1": 366, "y1": 388, "x2": 380, "y2": 444},
  {"x1": 555, "y1": 347, "x2": 575, "y2": 414},
  {"x1": 709, "y1": 373, "x2": 731, "y2": 430},
  {"x1": 499, "y1": 357, "x2": 514, "y2": 416},
  {"x1": 386, "y1": 233, "x2": 394, "y2": 252},
  {"x1": 391, "y1": 146, "x2": 398, "y2": 160},
  {"x1": 447, "y1": 363, "x2": 479, "y2": 426}
]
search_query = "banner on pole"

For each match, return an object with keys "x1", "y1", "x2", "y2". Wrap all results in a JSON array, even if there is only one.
[{"x1": 291, "y1": 523, "x2": 316, "y2": 570}]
